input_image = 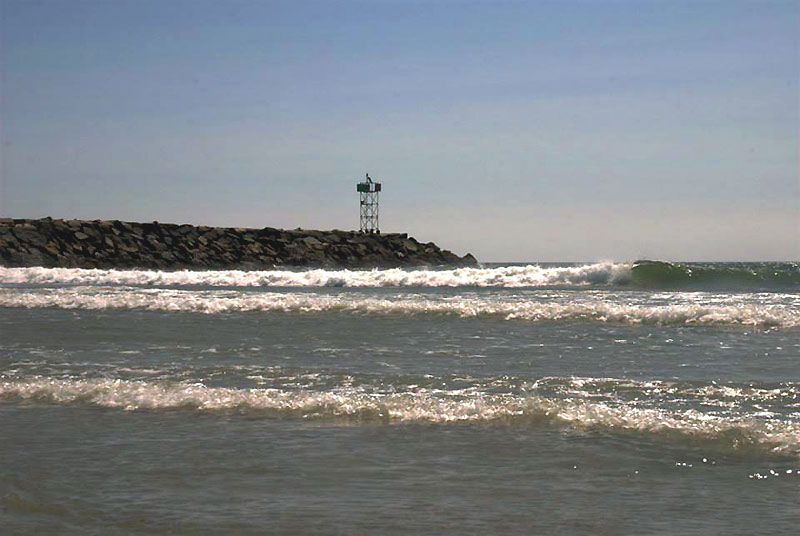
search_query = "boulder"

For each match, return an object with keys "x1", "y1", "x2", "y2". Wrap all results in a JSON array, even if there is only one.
[{"x1": 0, "y1": 218, "x2": 479, "y2": 269}]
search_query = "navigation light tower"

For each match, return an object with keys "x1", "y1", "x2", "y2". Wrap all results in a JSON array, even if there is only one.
[{"x1": 356, "y1": 173, "x2": 381, "y2": 233}]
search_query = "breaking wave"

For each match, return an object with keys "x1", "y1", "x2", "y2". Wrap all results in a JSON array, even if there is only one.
[
  {"x1": 1, "y1": 287, "x2": 796, "y2": 327},
  {"x1": 2, "y1": 261, "x2": 797, "y2": 289},
  {"x1": 0, "y1": 263, "x2": 632, "y2": 288},
  {"x1": 2, "y1": 376, "x2": 797, "y2": 458}
]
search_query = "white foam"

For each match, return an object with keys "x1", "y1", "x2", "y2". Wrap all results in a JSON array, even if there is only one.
[
  {"x1": 0, "y1": 287, "x2": 796, "y2": 327},
  {"x1": 0, "y1": 263, "x2": 633, "y2": 288},
  {"x1": 2, "y1": 377, "x2": 797, "y2": 457}
]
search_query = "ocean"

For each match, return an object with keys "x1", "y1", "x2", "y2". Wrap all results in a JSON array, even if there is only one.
[{"x1": 1, "y1": 261, "x2": 798, "y2": 534}]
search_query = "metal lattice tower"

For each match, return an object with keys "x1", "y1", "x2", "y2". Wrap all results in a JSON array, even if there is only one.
[{"x1": 356, "y1": 173, "x2": 381, "y2": 233}]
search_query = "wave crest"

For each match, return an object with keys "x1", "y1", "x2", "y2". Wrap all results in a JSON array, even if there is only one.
[
  {"x1": 632, "y1": 261, "x2": 800, "y2": 289},
  {"x1": 1, "y1": 288, "x2": 795, "y2": 327},
  {"x1": 3, "y1": 377, "x2": 797, "y2": 458},
  {"x1": 0, "y1": 263, "x2": 632, "y2": 288}
]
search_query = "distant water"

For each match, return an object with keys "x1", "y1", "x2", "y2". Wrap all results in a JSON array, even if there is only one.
[{"x1": 2, "y1": 262, "x2": 799, "y2": 534}]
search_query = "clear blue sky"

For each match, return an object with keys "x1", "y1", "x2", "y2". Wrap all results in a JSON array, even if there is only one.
[{"x1": 1, "y1": 0, "x2": 797, "y2": 261}]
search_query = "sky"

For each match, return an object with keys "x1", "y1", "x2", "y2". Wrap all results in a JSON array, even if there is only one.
[{"x1": 1, "y1": 0, "x2": 797, "y2": 261}]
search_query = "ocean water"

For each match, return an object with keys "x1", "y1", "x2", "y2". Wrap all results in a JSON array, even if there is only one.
[{"x1": 1, "y1": 261, "x2": 798, "y2": 535}]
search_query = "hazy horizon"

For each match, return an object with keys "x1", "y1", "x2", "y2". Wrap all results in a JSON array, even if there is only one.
[{"x1": 2, "y1": 0, "x2": 797, "y2": 262}]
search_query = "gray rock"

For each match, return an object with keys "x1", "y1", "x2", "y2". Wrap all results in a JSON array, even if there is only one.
[
  {"x1": 301, "y1": 236, "x2": 325, "y2": 249},
  {"x1": 402, "y1": 239, "x2": 419, "y2": 252},
  {"x1": 460, "y1": 253, "x2": 478, "y2": 266},
  {"x1": 0, "y1": 218, "x2": 478, "y2": 269}
]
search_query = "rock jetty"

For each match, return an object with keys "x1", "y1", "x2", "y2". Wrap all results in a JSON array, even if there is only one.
[{"x1": 0, "y1": 218, "x2": 478, "y2": 270}]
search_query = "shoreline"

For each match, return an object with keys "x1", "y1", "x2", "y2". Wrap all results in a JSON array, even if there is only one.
[{"x1": 0, "y1": 218, "x2": 478, "y2": 270}]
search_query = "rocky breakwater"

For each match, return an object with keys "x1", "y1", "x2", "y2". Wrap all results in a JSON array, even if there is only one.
[{"x1": 0, "y1": 218, "x2": 478, "y2": 270}]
